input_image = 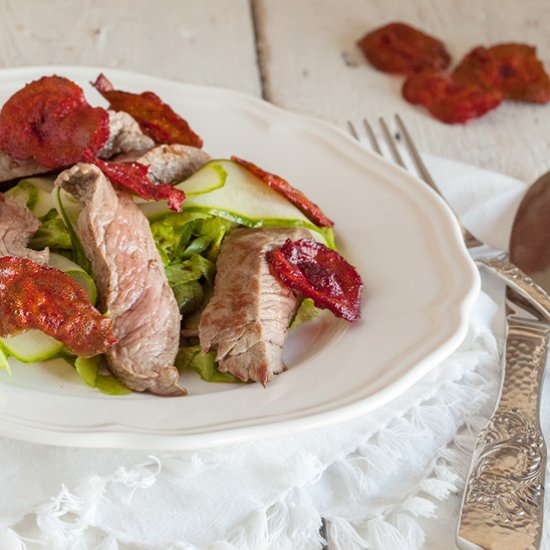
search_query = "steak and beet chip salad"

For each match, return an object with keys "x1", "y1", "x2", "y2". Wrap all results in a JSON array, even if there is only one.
[{"x1": 0, "y1": 74, "x2": 363, "y2": 396}]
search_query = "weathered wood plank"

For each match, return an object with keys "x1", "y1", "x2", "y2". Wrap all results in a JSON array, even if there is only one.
[
  {"x1": 256, "y1": 0, "x2": 550, "y2": 181},
  {"x1": 0, "y1": 0, "x2": 261, "y2": 95}
]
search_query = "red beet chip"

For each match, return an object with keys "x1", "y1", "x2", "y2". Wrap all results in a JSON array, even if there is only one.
[
  {"x1": 402, "y1": 69, "x2": 451, "y2": 104},
  {"x1": 0, "y1": 75, "x2": 109, "y2": 168},
  {"x1": 267, "y1": 239, "x2": 363, "y2": 322},
  {"x1": 83, "y1": 150, "x2": 186, "y2": 213},
  {"x1": 92, "y1": 73, "x2": 203, "y2": 147},
  {"x1": 453, "y1": 43, "x2": 550, "y2": 104},
  {"x1": 403, "y1": 70, "x2": 503, "y2": 124},
  {"x1": 357, "y1": 22, "x2": 451, "y2": 74},
  {"x1": 231, "y1": 156, "x2": 334, "y2": 228},
  {"x1": 0, "y1": 256, "x2": 117, "y2": 357},
  {"x1": 451, "y1": 46, "x2": 496, "y2": 88}
]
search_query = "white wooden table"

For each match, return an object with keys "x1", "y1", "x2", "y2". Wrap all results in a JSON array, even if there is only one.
[{"x1": 1, "y1": 1, "x2": 549, "y2": 548}]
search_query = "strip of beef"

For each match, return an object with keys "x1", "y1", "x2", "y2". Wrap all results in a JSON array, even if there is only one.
[
  {"x1": 0, "y1": 111, "x2": 154, "y2": 183},
  {"x1": 97, "y1": 110, "x2": 154, "y2": 159},
  {"x1": 115, "y1": 144, "x2": 210, "y2": 184},
  {"x1": 0, "y1": 153, "x2": 47, "y2": 184},
  {"x1": 199, "y1": 227, "x2": 310, "y2": 385},
  {"x1": 0, "y1": 194, "x2": 49, "y2": 264},
  {"x1": 56, "y1": 164, "x2": 185, "y2": 396}
]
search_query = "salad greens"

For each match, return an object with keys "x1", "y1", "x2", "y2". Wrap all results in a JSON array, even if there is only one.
[
  {"x1": 29, "y1": 208, "x2": 72, "y2": 251},
  {"x1": 1, "y1": 159, "x2": 329, "y2": 391},
  {"x1": 175, "y1": 345, "x2": 243, "y2": 384},
  {"x1": 73, "y1": 356, "x2": 131, "y2": 395}
]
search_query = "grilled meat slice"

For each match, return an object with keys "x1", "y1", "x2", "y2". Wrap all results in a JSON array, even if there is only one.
[
  {"x1": 0, "y1": 153, "x2": 47, "y2": 184},
  {"x1": 115, "y1": 144, "x2": 210, "y2": 184},
  {"x1": 56, "y1": 163, "x2": 185, "y2": 396},
  {"x1": 0, "y1": 194, "x2": 48, "y2": 264},
  {"x1": 98, "y1": 110, "x2": 154, "y2": 159},
  {"x1": 199, "y1": 227, "x2": 310, "y2": 385}
]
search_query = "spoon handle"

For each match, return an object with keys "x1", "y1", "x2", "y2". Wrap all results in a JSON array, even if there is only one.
[{"x1": 457, "y1": 316, "x2": 550, "y2": 550}]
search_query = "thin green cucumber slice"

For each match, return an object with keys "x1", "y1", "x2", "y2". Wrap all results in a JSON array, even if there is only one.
[
  {"x1": 74, "y1": 356, "x2": 131, "y2": 395},
  {"x1": 179, "y1": 160, "x2": 332, "y2": 246},
  {"x1": 0, "y1": 330, "x2": 64, "y2": 363},
  {"x1": 49, "y1": 253, "x2": 97, "y2": 304},
  {"x1": 0, "y1": 347, "x2": 11, "y2": 373},
  {"x1": 6, "y1": 176, "x2": 56, "y2": 218},
  {"x1": 53, "y1": 186, "x2": 80, "y2": 234},
  {"x1": 52, "y1": 186, "x2": 91, "y2": 273},
  {"x1": 139, "y1": 161, "x2": 228, "y2": 219}
]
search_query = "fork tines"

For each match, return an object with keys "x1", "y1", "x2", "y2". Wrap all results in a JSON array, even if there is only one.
[{"x1": 348, "y1": 115, "x2": 441, "y2": 196}]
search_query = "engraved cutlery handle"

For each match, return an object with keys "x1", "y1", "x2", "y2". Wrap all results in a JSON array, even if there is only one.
[
  {"x1": 477, "y1": 258, "x2": 550, "y2": 322},
  {"x1": 458, "y1": 317, "x2": 550, "y2": 550}
]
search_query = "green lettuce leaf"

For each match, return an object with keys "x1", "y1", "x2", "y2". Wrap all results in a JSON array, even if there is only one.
[
  {"x1": 29, "y1": 209, "x2": 72, "y2": 251},
  {"x1": 151, "y1": 213, "x2": 236, "y2": 317},
  {"x1": 165, "y1": 254, "x2": 215, "y2": 314},
  {"x1": 181, "y1": 217, "x2": 237, "y2": 261},
  {"x1": 175, "y1": 345, "x2": 245, "y2": 384},
  {"x1": 150, "y1": 212, "x2": 209, "y2": 264},
  {"x1": 74, "y1": 356, "x2": 131, "y2": 395},
  {"x1": 290, "y1": 298, "x2": 319, "y2": 328},
  {"x1": 151, "y1": 213, "x2": 237, "y2": 265}
]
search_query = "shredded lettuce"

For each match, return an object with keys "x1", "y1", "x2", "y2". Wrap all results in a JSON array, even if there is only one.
[
  {"x1": 150, "y1": 212, "x2": 209, "y2": 264},
  {"x1": 29, "y1": 209, "x2": 72, "y2": 251},
  {"x1": 165, "y1": 255, "x2": 215, "y2": 315},
  {"x1": 151, "y1": 213, "x2": 236, "y2": 317},
  {"x1": 176, "y1": 345, "x2": 244, "y2": 384},
  {"x1": 290, "y1": 298, "x2": 319, "y2": 328},
  {"x1": 151, "y1": 213, "x2": 237, "y2": 265},
  {"x1": 5, "y1": 179, "x2": 38, "y2": 210},
  {"x1": 73, "y1": 356, "x2": 131, "y2": 395}
]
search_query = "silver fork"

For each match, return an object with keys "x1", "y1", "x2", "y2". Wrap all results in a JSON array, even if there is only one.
[
  {"x1": 349, "y1": 116, "x2": 550, "y2": 549},
  {"x1": 348, "y1": 115, "x2": 550, "y2": 321}
]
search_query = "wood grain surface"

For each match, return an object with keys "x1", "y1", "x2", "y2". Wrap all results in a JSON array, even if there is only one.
[
  {"x1": 0, "y1": 0, "x2": 261, "y2": 94},
  {"x1": 255, "y1": 0, "x2": 550, "y2": 182}
]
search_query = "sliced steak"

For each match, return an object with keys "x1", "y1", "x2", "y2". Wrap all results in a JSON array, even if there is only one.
[
  {"x1": 0, "y1": 194, "x2": 49, "y2": 264},
  {"x1": 115, "y1": 144, "x2": 210, "y2": 184},
  {"x1": 56, "y1": 163, "x2": 185, "y2": 396},
  {"x1": 199, "y1": 227, "x2": 310, "y2": 385},
  {"x1": 0, "y1": 152, "x2": 48, "y2": 184},
  {"x1": 98, "y1": 110, "x2": 155, "y2": 159}
]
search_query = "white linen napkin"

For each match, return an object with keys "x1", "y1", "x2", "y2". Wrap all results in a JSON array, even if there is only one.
[{"x1": 0, "y1": 156, "x2": 542, "y2": 550}]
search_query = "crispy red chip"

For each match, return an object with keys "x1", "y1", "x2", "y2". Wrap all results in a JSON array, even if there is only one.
[
  {"x1": 83, "y1": 150, "x2": 186, "y2": 212},
  {"x1": 0, "y1": 256, "x2": 116, "y2": 357},
  {"x1": 402, "y1": 69, "x2": 451, "y2": 104},
  {"x1": 267, "y1": 239, "x2": 362, "y2": 322},
  {"x1": 0, "y1": 75, "x2": 109, "y2": 168},
  {"x1": 357, "y1": 22, "x2": 451, "y2": 74},
  {"x1": 453, "y1": 43, "x2": 550, "y2": 103},
  {"x1": 403, "y1": 70, "x2": 503, "y2": 124},
  {"x1": 92, "y1": 74, "x2": 203, "y2": 147},
  {"x1": 231, "y1": 156, "x2": 334, "y2": 228}
]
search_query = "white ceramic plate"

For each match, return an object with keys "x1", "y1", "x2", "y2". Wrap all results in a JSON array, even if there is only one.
[{"x1": 0, "y1": 67, "x2": 479, "y2": 450}]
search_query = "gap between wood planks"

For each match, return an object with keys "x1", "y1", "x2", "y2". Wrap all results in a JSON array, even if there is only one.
[{"x1": 250, "y1": 0, "x2": 270, "y2": 101}]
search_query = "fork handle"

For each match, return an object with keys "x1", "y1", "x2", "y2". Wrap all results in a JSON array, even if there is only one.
[{"x1": 457, "y1": 316, "x2": 550, "y2": 550}]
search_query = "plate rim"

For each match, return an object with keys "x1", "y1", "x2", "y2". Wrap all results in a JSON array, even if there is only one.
[{"x1": 0, "y1": 65, "x2": 480, "y2": 449}]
